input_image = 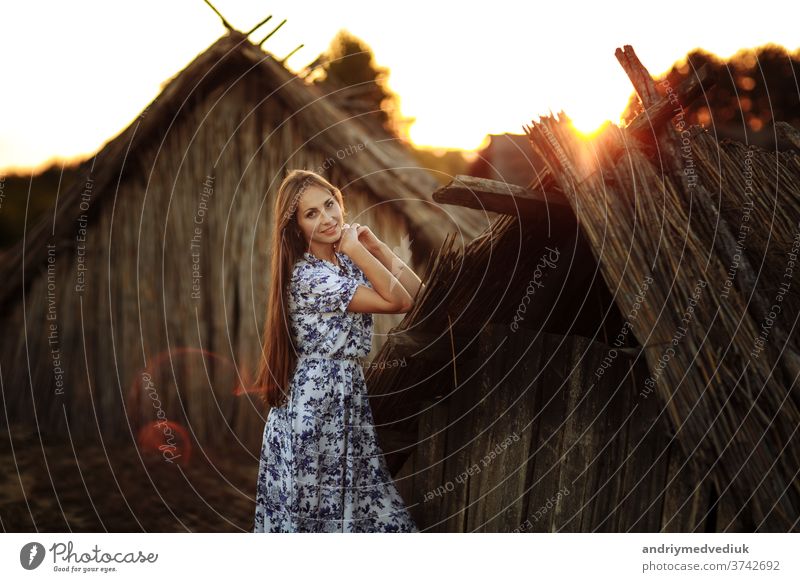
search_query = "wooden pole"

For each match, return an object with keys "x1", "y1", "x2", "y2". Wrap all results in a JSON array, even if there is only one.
[
  {"x1": 202, "y1": 0, "x2": 234, "y2": 31},
  {"x1": 280, "y1": 44, "x2": 304, "y2": 65},
  {"x1": 259, "y1": 19, "x2": 287, "y2": 47},
  {"x1": 246, "y1": 14, "x2": 273, "y2": 37}
]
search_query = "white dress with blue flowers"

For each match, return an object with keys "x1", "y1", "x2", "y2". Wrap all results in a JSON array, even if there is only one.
[{"x1": 253, "y1": 251, "x2": 418, "y2": 533}]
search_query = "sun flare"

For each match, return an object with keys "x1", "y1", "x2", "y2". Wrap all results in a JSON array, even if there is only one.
[{"x1": 569, "y1": 116, "x2": 614, "y2": 138}]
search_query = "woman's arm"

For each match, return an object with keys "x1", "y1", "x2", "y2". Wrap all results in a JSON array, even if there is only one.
[
  {"x1": 366, "y1": 241, "x2": 426, "y2": 300},
  {"x1": 353, "y1": 224, "x2": 426, "y2": 300},
  {"x1": 339, "y1": 227, "x2": 414, "y2": 313}
]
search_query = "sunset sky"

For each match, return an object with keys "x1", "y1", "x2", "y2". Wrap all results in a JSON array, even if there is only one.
[{"x1": 0, "y1": 0, "x2": 797, "y2": 174}]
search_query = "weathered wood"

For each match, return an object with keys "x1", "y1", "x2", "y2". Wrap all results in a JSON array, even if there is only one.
[
  {"x1": 521, "y1": 333, "x2": 571, "y2": 531},
  {"x1": 410, "y1": 397, "x2": 449, "y2": 530},
  {"x1": 615, "y1": 45, "x2": 660, "y2": 106},
  {"x1": 580, "y1": 353, "x2": 635, "y2": 531},
  {"x1": 391, "y1": 442, "x2": 417, "y2": 515},
  {"x1": 660, "y1": 440, "x2": 709, "y2": 532},
  {"x1": 617, "y1": 44, "x2": 686, "y2": 192},
  {"x1": 437, "y1": 353, "x2": 484, "y2": 532},
  {"x1": 553, "y1": 336, "x2": 606, "y2": 532},
  {"x1": 625, "y1": 63, "x2": 714, "y2": 141},
  {"x1": 466, "y1": 329, "x2": 543, "y2": 532},
  {"x1": 615, "y1": 360, "x2": 674, "y2": 532},
  {"x1": 432, "y1": 174, "x2": 569, "y2": 216}
]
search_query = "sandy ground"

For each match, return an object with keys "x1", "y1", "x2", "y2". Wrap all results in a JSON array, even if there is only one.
[{"x1": 0, "y1": 423, "x2": 259, "y2": 532}]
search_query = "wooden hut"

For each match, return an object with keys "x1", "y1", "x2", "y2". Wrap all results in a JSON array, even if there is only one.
[
  {"x1": 0, "y1": 27, "x2": 485, "y2": 453},
  {"x1": 369, "y1": 46, "x2": 800, "y2": 532}
]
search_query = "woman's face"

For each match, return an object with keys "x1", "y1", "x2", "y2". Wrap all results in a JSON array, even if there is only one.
[{"x1": 295, "y1": 185, "x2": 343, "y2": 249}]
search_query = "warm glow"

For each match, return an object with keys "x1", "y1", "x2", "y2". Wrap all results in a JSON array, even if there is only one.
[
  {"x1": 1, "y1": 1, "x2": 797, "y2": 172},
  {"x1": 570, "y1": 119, "x2": 612, "y2": 140},
  {"x1": 568, "y1": 111, "x2": 615, "y2": 136}
]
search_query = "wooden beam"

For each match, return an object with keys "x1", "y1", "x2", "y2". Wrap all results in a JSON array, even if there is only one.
[
  {"x1": 432, "y1": 175, "x2": 569, "y2": 216},
  {"x1": 615, "y1": 45, "x2": 660, "y2": 106},
  {"x1": 626, "y1": 63, "x2": 715, "y2": 139}
]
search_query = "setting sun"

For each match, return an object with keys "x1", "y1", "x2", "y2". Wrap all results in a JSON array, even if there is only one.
[
  {"x1": 0, "y1": 1, "x2": 797, "y2": 173},
  {"x1": 567, "y1": 111, "x2": 616, "y2": 136}
]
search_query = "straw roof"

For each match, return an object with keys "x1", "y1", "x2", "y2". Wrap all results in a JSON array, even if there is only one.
[
  {"x1": 0, "y1": 28, "x2": 485, "y2": 313},
  {"x1": 366, "y1": 46, "x2": 800, "y2": 531}
]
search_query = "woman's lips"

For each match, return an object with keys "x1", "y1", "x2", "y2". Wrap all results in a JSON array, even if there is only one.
[{"x1": 322, "y1": 224, "x2": 338, "y2": 235}]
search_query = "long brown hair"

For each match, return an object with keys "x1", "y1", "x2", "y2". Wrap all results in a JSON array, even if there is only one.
[{"x1": 254, "y1": 169, "x2": 347, "y2": 408}]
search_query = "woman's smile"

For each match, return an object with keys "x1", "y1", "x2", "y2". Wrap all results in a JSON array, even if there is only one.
[{"x1": 321, "y1": 224, "x2": 338, "y2": 235}]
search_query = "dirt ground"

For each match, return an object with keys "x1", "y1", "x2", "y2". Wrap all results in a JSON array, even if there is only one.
[{"x1": 0, "y1": 423, "x2": 259, "y2": 532}]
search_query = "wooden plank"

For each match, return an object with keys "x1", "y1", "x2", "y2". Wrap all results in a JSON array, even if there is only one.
[
  {"x1": 660, "y1": 440, "x2": 708, "y2": 532},
  {"x1": 714, "y1": 481, "x2": 756, "y2": 533},
  {"x1": 391, "y1": 446, "x2": 417, "y2": 518},
  {"x1": 462, "y1": 324, "x2": 508, "y2": 532},
  {"x1": 581, "y1": 351, "x2": 638, "y2": 532},
  {"x1": 552, "y1": 336, "x2": 605, "y2": 532},
  {"x1": 432, "y1": 175, "x2": 569, "y2": 216},
  {"x1": 466, "y1": 328, "x2": 544, "y2": 532},
  {"x1": 437, "y1": 343, "x2": 489, "y2": 532},
  {"x1": 411, "y1": 397, "x2": 450, "y2": 531},
  {"x1": 614, "y1": 359, "x2": 673, "y2": 531},
  {"x1": 521, "y1": 333, "x2": 572, "y2": 531}
]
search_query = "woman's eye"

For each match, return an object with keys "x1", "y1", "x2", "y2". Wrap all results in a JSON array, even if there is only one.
[{"x1": 306, "y1": 200, "x2": 333, "y2": 218}]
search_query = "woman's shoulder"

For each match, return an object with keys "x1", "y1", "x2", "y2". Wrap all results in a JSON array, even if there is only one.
[
  {"x1": 290, "y1": 253, "x2": 346, "y2": 285},
  {"x1": 291, "y1": 255, "x2": 313, "y2": 276},
  {"x1": 290, "y1": 252, "x2": 369, "y2": 288}
]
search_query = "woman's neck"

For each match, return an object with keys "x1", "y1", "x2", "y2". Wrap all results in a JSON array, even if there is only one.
[{"x1": 308, "y1": 242, "x2": 338, "y2": 266}]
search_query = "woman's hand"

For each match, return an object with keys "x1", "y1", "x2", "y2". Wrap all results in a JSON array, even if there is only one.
[
  {"x1": 336, "y1": 223, "x2": 362, "y2": 255},
  {"x1": 355, "y1": 224, "x2": 382, "y2": 254}
]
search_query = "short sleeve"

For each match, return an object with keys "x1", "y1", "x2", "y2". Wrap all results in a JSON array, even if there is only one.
[
  {"x1": 358, "y1": 265, "x2": 372, "y2": 289},
  {"x1": 297, "y1": 266, "x2": 360, "y2": 313}
]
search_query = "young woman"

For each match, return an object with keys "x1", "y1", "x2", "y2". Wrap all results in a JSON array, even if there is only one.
[{"x1": 253, "y1": 169, "x2": 425, "y2": 533}]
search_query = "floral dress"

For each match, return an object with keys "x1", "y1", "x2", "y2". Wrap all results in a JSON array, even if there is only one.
[{"x1": 253, "y1": 250, "x2": 418, "y2": 533}]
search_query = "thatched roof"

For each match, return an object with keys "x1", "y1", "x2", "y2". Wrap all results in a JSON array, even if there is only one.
[
  {"x1": 0, "y1": 28, "x2": 485, "y2": 312},
  {"x1": 366, "y1": 46, "x2": 800, "y2": 531}
]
